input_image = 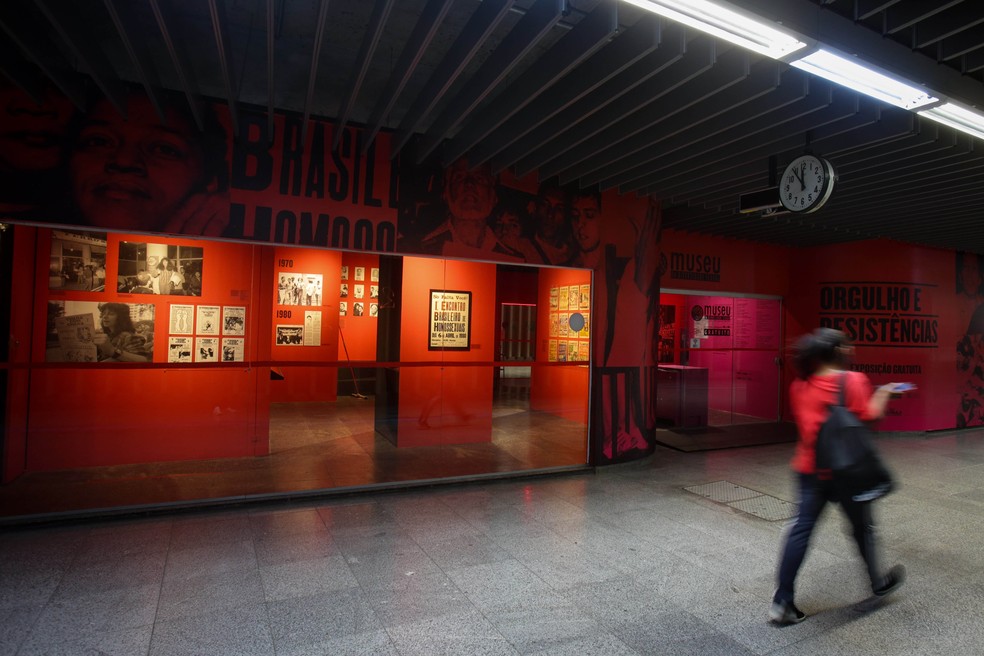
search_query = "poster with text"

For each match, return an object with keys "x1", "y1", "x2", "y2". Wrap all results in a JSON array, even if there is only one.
[
  {"x1": 196, "y1": 337, "x2": 219, "y2": 362},
  {"x1": 168, "y1": 336, "x2": 193, "y2": 363},
  {"x1": 222, "y1": 337, "x2": 245, "y2": 362},
  {"x1": 169, "y1": 304, "x2": 194, "y2": 334},
  {"x1": 429, "y1": 290, "x2": 471, "y2": 350},
  {"x1": 223, "y1": 306, "x2": 246, "y2": 335},
  {"x1": 196, "y1": 305, "x2": 220, "y2": 335},
  {"x1": 304, "y1": 311, "x2": 322, "y2": 346}
]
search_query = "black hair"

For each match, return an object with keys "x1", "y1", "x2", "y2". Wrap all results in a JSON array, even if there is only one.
[
  {"x1": 792, "y1": 327, "x2": 850, "y2": 379},
  {"x1": 98, "y1": 302, "x2": 136, "y2": 336},
  {"x1": 571, "y1": 186, "x2": 602, "y2": 212}
]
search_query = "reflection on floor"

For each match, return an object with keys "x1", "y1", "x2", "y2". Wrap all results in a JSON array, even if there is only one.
[{"x1": 0, "y1": 390, "x2": 588, "y2": 521}]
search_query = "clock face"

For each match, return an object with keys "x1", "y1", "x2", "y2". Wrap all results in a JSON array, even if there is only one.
[{"x1": 780, "y1": 155, "x2": 835, "y2": 213}]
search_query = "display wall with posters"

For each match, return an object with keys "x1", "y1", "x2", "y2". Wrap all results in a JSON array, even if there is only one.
[
  {"x1": 374, "y1": 256, "x2": 498, "y2": 448},
  {"x1": 533, "y1": 268, "x2": 591, "y2": 426},
  {"x1": 14, "y1": 227, "x2": 269, "y2": 472},
  {"x1": 6, "y1": 76, "x2": 983, "y2": 502},
  {"x1": 268, "y1": 246, "x2": 342, "y2": 403}
]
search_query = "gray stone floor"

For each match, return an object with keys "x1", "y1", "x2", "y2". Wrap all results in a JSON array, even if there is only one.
[{"x1": 2, "y1": 430, "x2": 983, "y2": 655}]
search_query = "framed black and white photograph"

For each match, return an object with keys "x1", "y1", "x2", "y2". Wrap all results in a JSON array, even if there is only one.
[
  {"x1": 49, "y1": 230, "x2": 107, "y2": 291},
  {"x1": 370, "y1": 303, "x2": 378, "y2": 317},
  {"x1": 222, "y1": 306, "x2": 246, "y2": 335},
  {"x1": 339, "y1": 302, "x2": 347, "y2": 316},
  {"x1": 117, "y1": 241, "x2": 203, "y2": 296},
  {"x1": 46, "y1": 300, "x2": 155, "y2": 362},
  {"x1": 278, "y1": 272, "x2": 322, "y2": 306},
  {"x1": 354, "y1": 284, "x2": 364, "y2": 299},
  {"x1": 353, "y1": 302, "x2": 364, "y2": 317},
  {"x1": 370, "y1": 267, "x2": 379, "y2": 282},
  {"x1": 276, "y1": 325, "x2": 304, "y2": 345},
  {"x1": 428, "y1": 290, "x2": 471, "y2": 351},
  {"x1": 354, "y1": 266, "x2": 365, "y2": 281},
  {"x1": 341, "y1": 265, "x2": 349, "y2": 281}
]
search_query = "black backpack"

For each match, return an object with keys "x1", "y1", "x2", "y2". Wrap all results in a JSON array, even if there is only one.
[{"x1": 814, "y1": 373, "x2": 895, "y2": 502}]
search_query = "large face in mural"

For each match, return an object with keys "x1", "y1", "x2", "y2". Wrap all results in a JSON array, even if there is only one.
[{"x1": 69, "y1": 92, "x2": 226, "y2": 233}]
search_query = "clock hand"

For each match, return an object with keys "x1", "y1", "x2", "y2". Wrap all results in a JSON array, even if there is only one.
[{"x1": 799, "y1": 163, "x2": 806, "y2": 191}]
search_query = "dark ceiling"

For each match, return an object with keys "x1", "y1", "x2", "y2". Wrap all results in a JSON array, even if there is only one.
[{"x1": 3, "y1": 0, "x2": 984, "y2": 252}]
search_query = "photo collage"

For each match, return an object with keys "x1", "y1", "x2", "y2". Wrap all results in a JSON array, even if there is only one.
[
  {"x1": 548, "y1": 284, "x2": 590, "y2": 362},
  {"x1": 339, "y1": 265, "x2": 379, "y2": 318}
]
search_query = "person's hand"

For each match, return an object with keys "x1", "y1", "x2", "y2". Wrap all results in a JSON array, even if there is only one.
[
  {"x1": 632, "y1": 196, "x2": 662, "y2": 294},
  {"x1": 883, "y1": 382, "x2": 916, "y2": 397},
  {"x1": 163, "y1": 191, "x2": 230, "y2": 236}
]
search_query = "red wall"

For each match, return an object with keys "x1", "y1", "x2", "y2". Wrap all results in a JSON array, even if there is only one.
[
  {"x1": 785, "y1": 239, "x2": 953, "y2": 431},
  {"x1": 395, "y1": 257, "x2": 497, "y2": 447},
  {"x1": 25, "y1": 229, "x2": 269, "y2": 471},
  {"x1": 268, "y1": 246, "x2": 341, "y2": 403}
]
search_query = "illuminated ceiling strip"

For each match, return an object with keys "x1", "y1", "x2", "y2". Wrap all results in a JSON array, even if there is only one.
[
  {"x1": 790, "y1": 49, "x2": 938, "y2": 110},
  {"x1": 920, "y1": 103, "x2": 984, "y2": 140},
  {"x1": 619, "y1": 0, "x2": 807, "y2": 60},
  {"x1": 623, "y1": 0, "x2": 984, "y2": 140}
]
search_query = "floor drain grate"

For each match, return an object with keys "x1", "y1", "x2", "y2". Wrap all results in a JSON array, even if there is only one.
[
  {"x1": 684, "y1": 480, "x2": 797, "y2": 522},
  {"x1": 684, "y1": 480, "x2": 762, "y2": 503}
]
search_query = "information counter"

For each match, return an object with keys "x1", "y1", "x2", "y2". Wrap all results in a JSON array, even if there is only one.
[{"x1": 656, "y1": 365, "x2": 709, "y2": 427}]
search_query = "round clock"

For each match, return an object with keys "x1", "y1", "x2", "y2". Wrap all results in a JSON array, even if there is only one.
[{"x1": 779, "y1": 154, "x2": 835, "y2": 213}]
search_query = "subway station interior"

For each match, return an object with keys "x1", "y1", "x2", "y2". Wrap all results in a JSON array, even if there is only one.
[{"x1": 2, "y1": 0, "x2": 984, "y2": 654}]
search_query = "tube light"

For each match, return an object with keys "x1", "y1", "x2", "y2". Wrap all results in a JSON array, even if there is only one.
[
  {"x1": 790, "y1": 49, "x2": 938, "y2": 110},
  {"x1": 919, "y1": 103, "x2": 984, "y2": 141},
  {"x1": 620, "y1": 0, "x2": 807, "y2": 60}
]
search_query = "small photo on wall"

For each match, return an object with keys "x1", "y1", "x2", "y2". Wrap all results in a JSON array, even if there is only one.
[
  {"x1": 222, "y1": 306, "x2": 246, "y2": 335},
  {"x1": 196, "y1": 337, "x2": 219, "y2": 362},
  {"x1": 339, "y1": 302, "x2": 348, "y2": 316},
  {"x1": 168, "y1": 336, "x2": 193, "y2": 363},
  {"x1": 371, "y1": 267, "x2": 379, "y2": 282},
  {"x1": 49, "y1": 230, "x2": 107, "y2": 292},
  {"x1": 197, "y1": 305, "x2": 220, "y2": 335},
  {"x1": 276, "y1": 325, "x2": 304, "y2": 345},
  {"x1": 370, "y1": 285, "x2": 378, "y2": 299},
  {"x1": 370, "y1": 303, "x2": 378, "y2": 317},
  {"x1": 117, "y1": 241, "x2": 203, "y2": 296},
  {"x1": 354, "y1": 267, "x2": 365, "y2": 281},
  {"x1": 353, "y1": 302, "x2": 364, "y2": 317},
  {"x1": 354, "y1": 285, "x2": 364, "y2": 299},
  {"x1": 340, "y1": 283, "x2": 349, "y2": 298},
  {"x1": 46, "y1": 300, "x2": 155, "y2": 362},
  {"x1": 222, "y1": 337, "x2": 244, "y2": 362},
  {"x1": 341, "y1": 266, "x2": 349, "y2": 281},
  {"x1": 278, "y1": 272, "x2": 323, "y2": 306}
]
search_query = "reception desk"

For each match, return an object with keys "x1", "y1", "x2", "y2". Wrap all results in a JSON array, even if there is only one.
[{"x1": 656, "y1": 365, "x2": 709, "y2": 427}]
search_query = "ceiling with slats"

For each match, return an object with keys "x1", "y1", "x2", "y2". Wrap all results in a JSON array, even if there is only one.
[{"x1": 3, "y1": 0, "x2": 984, "y2": 252}]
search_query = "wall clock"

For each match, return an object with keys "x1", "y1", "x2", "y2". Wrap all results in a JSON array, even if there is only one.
[{"x1": 779, "y1": 154, "x2": 835, "y2": 213}]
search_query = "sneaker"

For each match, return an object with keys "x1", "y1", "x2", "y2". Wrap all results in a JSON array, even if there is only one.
[
  {"x1": 769, "y1": 600, "x2": 807, "y2": 624},
  {"x1": 873, "y1": 564, "x2": 906, "y2": 597}
]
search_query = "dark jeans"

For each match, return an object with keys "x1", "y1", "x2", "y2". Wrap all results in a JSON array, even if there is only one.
[{"x1": 774, "y1": 472, "x2": 882, "y2": 604}]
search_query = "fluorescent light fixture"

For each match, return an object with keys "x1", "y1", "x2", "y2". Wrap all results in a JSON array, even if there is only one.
[
  {"x1": 919, "y1": 103, "x2": 984, "y2": 140},
  {"x1": 621, "y1": 0, "x2": 807, "y2": 60},
  {"x1": 790, "y1": 49, "x2": 938, "y2": 110}
]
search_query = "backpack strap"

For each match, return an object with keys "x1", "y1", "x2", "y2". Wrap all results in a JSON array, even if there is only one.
[{"x1": 838, "y1": 372, "x2": 847, "y2": 408}]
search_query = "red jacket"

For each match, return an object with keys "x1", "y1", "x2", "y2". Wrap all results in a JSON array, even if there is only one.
[{"x1": 789, "y1": 370, "x2": 876, "y2": 474}]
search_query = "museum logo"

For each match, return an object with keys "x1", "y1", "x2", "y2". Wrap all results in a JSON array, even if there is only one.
[{"x1": 670, "y1": 251, "x2": 721, "y2": 282}]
